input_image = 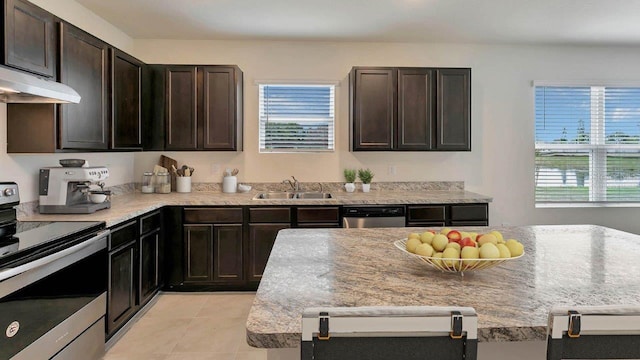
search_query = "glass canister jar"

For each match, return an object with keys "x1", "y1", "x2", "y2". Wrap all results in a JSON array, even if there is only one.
[
  {"x1": 155, "y1": 172, "x2": 171, "y2": 194},
  {"x1": 141, "y1": 172, "x2": 154, "y2": 193}
]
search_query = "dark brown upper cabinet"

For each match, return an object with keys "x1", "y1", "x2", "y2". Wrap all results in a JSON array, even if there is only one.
[
  {"x1": 350, "y1": 66, "x2": 470, "y2": 151},
  {"x1": 436, "y1": 69, "x2": 471, "y2": 150},
  {"x1": 159, "y1": 65, "x2": 243, "y2": 151},
  {"x1": 350, "y1": 68, "x2": 396, "y2": 150},
  {"x1": 112, "y1": 49, "x2": 143, "y2": 150},
  {"x1": 59, "y1": 22, "x2": 110, "y2": 150},
  {"x1": 3, "y1": 0, "x2": 56, "y2": 77}
]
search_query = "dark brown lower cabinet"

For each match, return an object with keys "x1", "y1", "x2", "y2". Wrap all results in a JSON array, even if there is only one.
[
  {"x1": 248, "y1": 223, "x2": 290, "y2": 283},
  {"x1": 213, "y1": 225, "x2": 243, "y2": 282},
  {"x1": 107, "y1": 239, "x2": 136, "y2": 336},
  {"x1": 183, "y1": 223, "x2": 243, "y2": 284},
  {"x1": 107, "y1": 212, "x2": 164, "y2": 339},
  {"x1": 407, "y1": 204, "x2": 488, "y2": 227},
  {"x1": 184, "y1": 225, "x2": 213, "y2": 282},
  {"x1": 139, "y1": 231, "x2": 160, "y2": 306}
]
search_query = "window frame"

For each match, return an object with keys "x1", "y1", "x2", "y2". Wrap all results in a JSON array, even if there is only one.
[
  {"x1": 534, "y1": 81, "x2": 640, "y2": 207},
  {"x1": 256, "y1": 80, "x2": 339, "y2": 154}
]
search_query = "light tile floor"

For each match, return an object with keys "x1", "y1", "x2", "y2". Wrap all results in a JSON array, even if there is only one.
[{"x1": 104, "y1": 292, "x2": 266, "y2": 360}]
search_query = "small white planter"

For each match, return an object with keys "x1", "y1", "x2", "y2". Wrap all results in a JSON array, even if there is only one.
[
  {"x1": 345, "y1": 183, "x2": 356, "y2": 193},
  {"x1": 362, "y1": 183, "x2": 371, "y2": 192}
]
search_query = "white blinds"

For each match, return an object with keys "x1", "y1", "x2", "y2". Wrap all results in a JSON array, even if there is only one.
[
  {"x1": 259, "y1": 84, "x2": 335, "y2": 152},
  {"x1": 535, "y1": 86, "x2": 640, "y2": 203}
]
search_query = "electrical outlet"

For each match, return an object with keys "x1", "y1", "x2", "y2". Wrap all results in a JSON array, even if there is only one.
[
  {"x1": 211, "y1": 164, "x2": 221, "y2": 175},
  {"x1": 388, "y1": 165, "x2": 397, "y2": 175}
]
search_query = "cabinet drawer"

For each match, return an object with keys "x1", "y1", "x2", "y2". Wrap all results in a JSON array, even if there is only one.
[
  {"x1": 407, "y1": 206, "x2": 446, "y2": 222},
  {"x1": 184, "y1": 208, "x2": 243, "y2": 223},
  {"x1": 297, "y1": 207, "x2": 340, "y2": 223},
  {"x1": 110, "y1": 220, "x2": 138, "y2": 250},
  {"x1": 140, "y1": 210, "x2": 161, "y2": 235},
  {"x1": 249, "y1": 208, "x2": 291, "y2": 223},
  {"x1": 450, "y1": 204, "x2": 488, "y2": 221}
]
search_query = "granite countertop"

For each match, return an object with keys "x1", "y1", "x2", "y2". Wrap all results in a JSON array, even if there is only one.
[
  {"x1": 245, "y1": 225, "x2": 640, "y2": 348},
  {"x1": 18, "y1": 189, "x2": 492, "y2": 227}
]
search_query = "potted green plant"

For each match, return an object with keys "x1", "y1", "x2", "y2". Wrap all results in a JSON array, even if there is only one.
[
  {"x1": 358, "y1": 168, "x2": 374, "y2": 192},
  {"x1": 343, "y1": 169, "x2": 356, "y2": 193}
]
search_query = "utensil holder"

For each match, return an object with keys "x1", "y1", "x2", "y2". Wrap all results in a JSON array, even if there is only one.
[
  {"x1": 223, "y1": 176, "x2": 237, "y2": 193},
  {"x1": 176, "y1": 177, "x2": 192, "y2": 193}
]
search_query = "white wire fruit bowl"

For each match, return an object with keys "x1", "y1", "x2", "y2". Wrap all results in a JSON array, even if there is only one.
[{"x1": 394, "y1": 239, "x2": 524, "y2": 274}]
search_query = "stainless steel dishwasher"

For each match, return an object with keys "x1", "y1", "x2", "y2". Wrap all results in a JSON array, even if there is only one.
[{"x1": 342, "y1": 205, "x2": 406, "y2": 228}]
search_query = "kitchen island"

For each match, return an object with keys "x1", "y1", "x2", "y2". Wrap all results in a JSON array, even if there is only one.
[{"x1": 246, "y1": 225, "x2": 640, "y2": 359}]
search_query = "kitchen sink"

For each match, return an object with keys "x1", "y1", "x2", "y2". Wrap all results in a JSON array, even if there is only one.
[
  {"x1": 252, "y1": 192, "x2": 333, "y2": 200},
  {"x1": 252, "y1": 192, "x2": 296, "y2": 199},
  {"x1": 294, "y1": 192, "x2": 333, "y2": 199}
]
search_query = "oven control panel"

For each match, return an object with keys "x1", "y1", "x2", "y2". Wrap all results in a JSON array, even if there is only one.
[{"x1": 0, "y1": 182, "x2": 20, "y2": 206}]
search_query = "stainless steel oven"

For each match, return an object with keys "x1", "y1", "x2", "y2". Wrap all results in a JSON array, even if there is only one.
[{"x1": 0, "y1": 182, "x2": 109, "y2": 360}]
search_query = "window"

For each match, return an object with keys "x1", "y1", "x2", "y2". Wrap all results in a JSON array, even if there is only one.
[
  {"x1": 259, "y1": 83, "x2": 335, "y2": 153},
  {"x1": 535, "y1": 84, "x2": 640, "y2": 205}
]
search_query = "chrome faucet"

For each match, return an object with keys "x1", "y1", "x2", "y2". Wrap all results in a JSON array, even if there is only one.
[{"x1": 282, "y1": 176, "x2": 301, "y2": 191}]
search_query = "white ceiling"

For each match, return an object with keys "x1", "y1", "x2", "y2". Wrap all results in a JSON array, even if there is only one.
[{"x1": 75, "y1": 0, "x2": 640, "y2": 45}]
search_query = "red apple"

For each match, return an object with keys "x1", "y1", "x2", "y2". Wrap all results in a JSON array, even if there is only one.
[
  {"x1": 447, "y1": 230, "x2": 462, "y2": 243},
  {"x1": 459, "y1": 237, "x2": 477, "y2": 249}
]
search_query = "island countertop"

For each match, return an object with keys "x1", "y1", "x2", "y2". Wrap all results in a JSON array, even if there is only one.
[{"x1": 246, "y1": 225, "x2": 640, "y2": 348}]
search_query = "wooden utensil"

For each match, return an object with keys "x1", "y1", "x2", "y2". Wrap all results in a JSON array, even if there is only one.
[{"x1": 160, "y1": 155, "x2": 178, "y2": 191}]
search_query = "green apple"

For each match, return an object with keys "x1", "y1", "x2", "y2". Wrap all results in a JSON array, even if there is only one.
[
  {"x1": 406, "y1": 237, "x2": 422, "y2": 253},
  {"x1": 431, "y1": 252, "x2": 444, "y2": 267},
  {"x1": 460, "y1": 246, "x2": 480, "y2": 267},
  {"x1": 479, "y1": 243, "x2": 500, "y2": 259},
  {"x1": 442, "y1": 247, "x2": 460, "y2": 267},
  {"x1": 445, "y1": 242, "x2": 461, "y2": 251},
  {"x1": 408, "y1": 232, "x2": 420, "y2": 240},
  {"x1": 431, "y1": 234, "x2": 449, "y2": 252},
  {"x1": 505, "y1": 239, "x2": 524, "y2": 257},
  {"x1": 490, "y1": 230, "x2": 505, "y2": 244},
  {"x1": 496, "y1": 243, "x2": 511, "y2": 258},
  {"x1": 420, "y1": 231, "x2": 435, "y2": 244},
  {"x1": 478, "y1": 234, "x2": 498, "y2": 246},
  {"x1": 440, "y1": 227, "x2": 452, "y2": 235},
  {"x1": 415, "y1": 243, "x2": 434, "y2": 257}
]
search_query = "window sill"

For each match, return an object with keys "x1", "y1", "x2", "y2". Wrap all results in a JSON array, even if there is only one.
[{"x1": 536, "y1": 202, "x2": 640, "y2": 209}]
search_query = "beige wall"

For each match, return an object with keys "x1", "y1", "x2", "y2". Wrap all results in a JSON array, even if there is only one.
[
  {"x1": 133, "y1": 40, "x2": 640, "y2": 234},
  {"x1": 29, "y1": 0, "x2": 133, "y2": 52}
]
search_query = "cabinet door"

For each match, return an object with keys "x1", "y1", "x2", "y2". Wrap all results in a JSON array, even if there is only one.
[
  {"x1": 248, "y1": 223, "x2": 290, "y2": 282},
  {"x1": 351, "y1": 68, "x2": 396, "y2": 150},
  {"x1": 397, "y1": 68, "x2": 434, "y2": 150},
  {"x1": 3, "y1": 0, "x2": 56, "y2": 77},
  {"x1": 59, "y1": 23, "x2": 109, "y2": 150},
  {"x1": 200, "y1": 66, "x2": 238, "y2": 150},
  {"x1": 107, "y1": 241, "x2": 136, "y2": 336},
  {"x1": 112, "y1": 49, "x2": 143, "y2": 149},
  {"x1": 183, "y1": 225, "x2": 213, "y2": 282},
  {"x1": 166, "y1": 66, "x2": 197, "y2": 150},
  {"x1": 213, "y1": 224, "x2": 243, "y2": 282},
  {"x1": 139, "y1": 231, "x2": 159, "y2": 305},
  {"x1": 436, "y1": 69, "x2": 471, "y2": 150}
]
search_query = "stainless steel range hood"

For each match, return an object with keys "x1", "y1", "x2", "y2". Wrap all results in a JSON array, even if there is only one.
[{"x1": 0, "y1": 66, "x2": 80, "y2": 104}]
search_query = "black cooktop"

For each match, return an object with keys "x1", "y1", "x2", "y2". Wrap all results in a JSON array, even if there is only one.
[{"x1": 0, "y1": 221, "x2": 105, "y2": 268}]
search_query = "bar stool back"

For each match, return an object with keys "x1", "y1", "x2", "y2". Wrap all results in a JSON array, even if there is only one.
[
  {"x1": 547, "y1": 305, "x2": 640, "y2": 360},
  {"x1": 301, "y1": 306, "x2": 478, "y2": 360}
]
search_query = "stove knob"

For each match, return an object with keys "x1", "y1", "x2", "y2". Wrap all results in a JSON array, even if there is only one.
[{"x1": 4, "y1": 188, "x2": 15, "y2": 197}]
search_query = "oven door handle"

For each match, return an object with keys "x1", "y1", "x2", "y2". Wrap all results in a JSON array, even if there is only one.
[{"x1": 0, "y1": 229, "x2": 110, "y2": 283}]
